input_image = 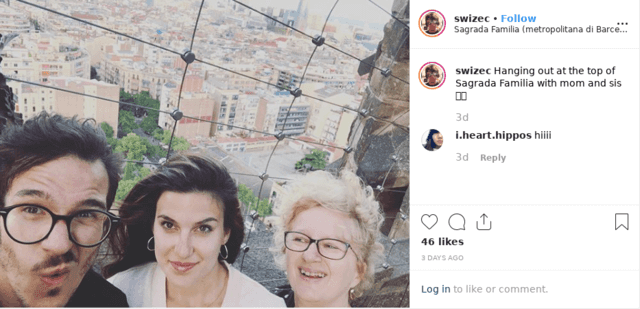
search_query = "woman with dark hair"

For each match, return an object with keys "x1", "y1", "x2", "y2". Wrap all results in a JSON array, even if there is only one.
[
  {"x1": 423, "y1": 129, "x2": 443, "y2": 151},
  {"x1": 105, "y1": 152, "x2": 285, "y2": 307}
]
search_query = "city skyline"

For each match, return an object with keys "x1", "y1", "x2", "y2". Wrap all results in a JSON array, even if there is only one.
[{"x1": 0, "y1": 0, "x2": 402, "y2": 181}]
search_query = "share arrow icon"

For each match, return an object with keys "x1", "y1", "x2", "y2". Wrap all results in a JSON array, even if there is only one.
[{"x1": 476, "y1": 214, "x2": 492, "y2": 231}]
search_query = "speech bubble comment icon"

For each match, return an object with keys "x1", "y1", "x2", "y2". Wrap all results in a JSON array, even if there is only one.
[
  {"x1": 449, "y1": 213, "x2": 465, "y2": 230},
  {"x1": 421, "y1": 214, "x2": 438, "y2": 229}
]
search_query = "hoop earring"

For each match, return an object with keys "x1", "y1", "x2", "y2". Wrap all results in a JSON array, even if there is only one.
[
  {"x1": 147, "y1": 236, "x2": 155, "y2": 251},
  {"x1": 219, "y1": 244, "x2": 229, "y2": 260},
  {"x1": 349, "y1": 288, "x2": 356, "y2": 301}
]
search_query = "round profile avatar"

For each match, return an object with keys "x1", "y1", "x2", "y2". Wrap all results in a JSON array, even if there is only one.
[
  {"x1": 419, "y1": 10, "x2": 446, "y2": 37},
  {"x1": 422, "y1": 129, "x2": 443, "y2": 151},
  {"x1": 419, "y1": 62, "x2": 446, "y2": 89}
]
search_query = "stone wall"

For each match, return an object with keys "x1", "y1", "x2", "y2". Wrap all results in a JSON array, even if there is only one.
[
  {"x1": 338, "y1": 0, "x2": 409, "y2": 241},
  {"x1": 341, "y1": 0, "x2": 411, "y2": 305}
]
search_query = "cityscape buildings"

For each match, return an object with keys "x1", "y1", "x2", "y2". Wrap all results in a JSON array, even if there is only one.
[{"x1": 1, "y1": 0, "x2": 387, "y2": 175}]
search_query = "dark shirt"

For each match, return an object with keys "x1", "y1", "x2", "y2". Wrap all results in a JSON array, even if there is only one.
[
  {"x1": 66, "y1": 270, "x2": 128, "y2": 307},
  {"x1": 276, "y1": 287, "x2": 295, "y2": 308}
]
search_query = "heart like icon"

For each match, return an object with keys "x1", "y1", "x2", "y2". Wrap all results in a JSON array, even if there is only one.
[{"x1": 421, "y1": 214, "x2": 438, "y2": 230}]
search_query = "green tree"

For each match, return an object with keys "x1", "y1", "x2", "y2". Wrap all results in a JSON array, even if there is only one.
[
  {"x1": 141, "y1": 138, "x2": 153, "y2": 156},
  {"x1": 122, "y1": 162, "x2": 151, "y2": 182},
  {"x1": 171, "y1": 137, "x2": 191, "y2": 151},
  {"x1": 120, "y1": 89, "x2": 133, "y2": 103},
  {"x1": 237, "y1": 184, "x2": 272, "y2": 217},
  {"x1": 140, "y1": 116, "x2": 158, "y2": 134},
  {"x1": 161, "y1": 129, "x2": 173, "y2": 144},
  {"x1": 107, "y1": 137, "x2": 118, "y2": 150},
  {"x1": 161, "y1": 130, "x2": 190, "y2": 151},
  {"x1": 140, "y1": 138, "x2": 167, "y2": 158},
  {"x1": 156, "y1": 146, "x2": 168, "y2": 158},
  {"x1": 100, "y1": 122, "x2": 114, "y2": 138},
  {"x1": 138, "y1": 91, "x2": 160, "y2": 110},
  {"x1": 118, "y1": 110, "x2": 137, "y2": 135},
  {"x1": 138, "y1": 166, "x2": 151, "y2": 179},
  {"x1": 115, "y1": 133, "x2": 147, "y2": 161},
  {"x1": 295, "y1": 149, "x2": 327, "y2": 170},
  {"x1": 122, "y1": 162, "x2": 139, "y2": 181},
  {"x1": 238, "y1": 184, "x2": 256, "y2": 209},
  {"x1": 116, "y1": 163, "x2": 152, "y2": 201},
  {"x1": 119, "y1": 90, "x2": 134, "y2": 114},
  {"x1": 125, "y1": 91, "x2": 160, "y2": 119},
  {"x1": 115, "y1": 179, "x2": 138, "y2": 201},
  {"x1": 152, "y1": 128, "x2": 164, "y2": 141},
  {"x1": 253, "y1": 198, "x2": 273, "y2": 217},
  {"x1": 131, "y1": 92, "x2": 147, "y2": 117},
  {"x1": 100, "y1": 122, "x2": 117, "y2": 149}
]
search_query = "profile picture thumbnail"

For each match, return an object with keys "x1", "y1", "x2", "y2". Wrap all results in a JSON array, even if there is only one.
[
  {"x1": 419, "y1": 62, "x2": 445, "y2": 89},
  {"x1": 422, "y1": 129, "x2": 443, "y2": 151},
  {"x1": 419, "y1": 10, "x2": 446, "y2": 37}
]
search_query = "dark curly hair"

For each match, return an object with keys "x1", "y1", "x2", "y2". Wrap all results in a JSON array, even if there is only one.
[
  {"x1": 0, "y1": 112, "x2": 121, "y2": 209},
  {"x1": 103, "y1": 152, "x2": 245, "y2": 277}
]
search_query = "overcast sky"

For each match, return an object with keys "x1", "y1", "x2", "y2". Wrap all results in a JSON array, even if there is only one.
[{"x1": 243, "y1": 0, "x2": 397, "y2": 22}]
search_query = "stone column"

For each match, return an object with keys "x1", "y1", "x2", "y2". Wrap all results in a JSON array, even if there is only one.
[{"x1": 340, "y1": 0, "x2": 409, "y2": 240}]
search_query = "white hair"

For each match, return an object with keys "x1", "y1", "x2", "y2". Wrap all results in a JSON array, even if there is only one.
[{"x1": 270, "y1": 170, "x2": 385, "y2": 297}]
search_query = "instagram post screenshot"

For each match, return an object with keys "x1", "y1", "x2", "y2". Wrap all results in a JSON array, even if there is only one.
[
  {"x1": 411, "y1": 1, "x2": 639, "y2": 309},
  {"x1": 1, "y1": 0, "x2": 638, "y2": 308},
  {"x1": 0, "y1": 0, "x2": 411, "y2": 307}
]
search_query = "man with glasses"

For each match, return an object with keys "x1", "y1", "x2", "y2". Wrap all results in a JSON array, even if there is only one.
[{"x1": 0, "y1": 112, "x2": 127, "y2": 307}]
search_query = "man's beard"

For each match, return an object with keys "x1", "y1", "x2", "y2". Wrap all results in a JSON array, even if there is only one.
[{"x1": 0, "y1": 234, "x2": 97, "y2": 307}]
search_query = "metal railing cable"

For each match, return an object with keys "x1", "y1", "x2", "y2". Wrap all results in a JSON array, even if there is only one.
[
  {"x1": 230, "y1": 0, "x2": 409, "y2": 85},
  {"x1": 231, "y1": 0, "x2": 313, "y2": 40},
  {"x1": 13, "y1": 0, "x2": 410, "y2": 132},
  {"x1": 164, "y1": 0, "x2": 206, "y2": 160},
  {"x1": 239, "y1": 0, "x2": 341, "y2": 272},
  {"x1": 7, "y1": 76, "x2": 354, "y2": 151}
]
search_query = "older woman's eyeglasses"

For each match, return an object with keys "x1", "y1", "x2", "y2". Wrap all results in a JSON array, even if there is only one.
[
  {"x1": 284, "y1": 231, "x2": 356, "y2": 260},
  {"x1": 0, "y1": 204, "x2": 121, "y2": 247}
]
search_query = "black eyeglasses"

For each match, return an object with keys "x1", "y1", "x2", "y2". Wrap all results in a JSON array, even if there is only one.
[
  {"x1": 0, "y1": 204, "x2": 121, "y2": 247},
  {"x1": 284, "y1": 231, "x2": 358, "y2": 260}
]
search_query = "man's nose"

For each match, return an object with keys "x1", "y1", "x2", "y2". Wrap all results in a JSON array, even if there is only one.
[{"x1": 40, "y1": 220, "x2": 74, "y2": 255}]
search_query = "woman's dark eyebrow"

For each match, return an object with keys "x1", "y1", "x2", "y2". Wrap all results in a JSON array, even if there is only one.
[
  {"x1": 196, "y1": 217, "x2": 218, "y2": 225},
  {"x1": 156, "y1": 215, "x2": 217, "y2": 225},
  {"x1": 157, "y1": 215, "x2": 176, "y2": 222}
]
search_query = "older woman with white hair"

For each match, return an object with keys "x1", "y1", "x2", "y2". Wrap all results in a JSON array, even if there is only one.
[{"x1": 271, "y1": 170, "x2": 385, "y2": 307}]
